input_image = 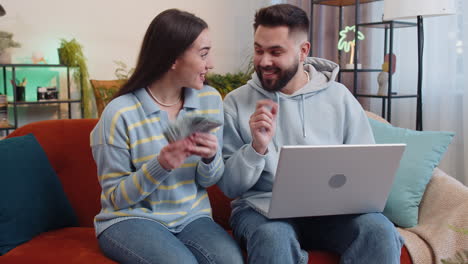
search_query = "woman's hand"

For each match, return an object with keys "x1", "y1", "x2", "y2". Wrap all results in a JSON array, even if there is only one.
[
  {"x1": 188, "y1": 132, "x2": 218, "y2": 163},
  {"x1": 158, "y1": 138, "x2": 194, "y2": 170}
]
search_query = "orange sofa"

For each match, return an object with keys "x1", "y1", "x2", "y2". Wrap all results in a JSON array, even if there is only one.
[{"x1": 2, "y1": 119, "x2": 412, "y2": 264}]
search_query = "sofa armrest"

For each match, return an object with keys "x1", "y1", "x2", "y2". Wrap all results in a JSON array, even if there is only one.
[{"x1": 399, "y1": 168, "x2": 468, "y2": 264}]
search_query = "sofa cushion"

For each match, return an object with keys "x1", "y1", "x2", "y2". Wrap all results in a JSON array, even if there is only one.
[
  {"x1": 0, "y1": 227, "x2": 116, "y2": 264},
  {"x1": 0, "y1": 134, "x2": 78, "y2": 255},
  {"x1": 7, "y1": 119, "x2": 101, "y2": 227},
  {"x1": 368, "y1": 118, "x2": 454, "y2": 228},
  {"x1": 207, "y1": 185, "x2": 233, "y2": 230},
  {"x1": 90, "y1": 79, "x2": 124, "y2": 117}
]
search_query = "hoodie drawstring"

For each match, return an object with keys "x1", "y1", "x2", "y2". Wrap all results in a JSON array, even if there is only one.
[
  {"x1": 273, "y1": 92, "x2": 279, "y2": 151},
  {"x1": 301, "y1": 94, "x2": 306, "y2": 137}
]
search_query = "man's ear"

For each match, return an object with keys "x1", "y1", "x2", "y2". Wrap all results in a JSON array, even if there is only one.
[{"x1": 299, "y1": 41, "x2": 311, "y2": 62}]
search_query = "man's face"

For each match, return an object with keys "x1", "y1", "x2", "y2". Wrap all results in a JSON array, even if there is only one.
[{"x1": 253, "y1": 25, "x2": 301, "y2": 92}]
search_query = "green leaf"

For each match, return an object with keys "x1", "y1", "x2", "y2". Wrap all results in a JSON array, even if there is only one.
[{"x1": 58, "y1": 38, "x2": 93, "y2": 118}]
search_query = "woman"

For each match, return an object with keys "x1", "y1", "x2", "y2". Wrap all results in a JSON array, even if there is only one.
[{"x1": 90, "y1": 9, "x2": 243, "y2": 264}]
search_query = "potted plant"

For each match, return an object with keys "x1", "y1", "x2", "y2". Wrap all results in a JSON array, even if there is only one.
[
  {"x1": 58, "y1": 38, "x2": 93, "y2": 118},
  {"x1": 0, "y1": 31, "x2": 21, "y2": 64},
  {"x1": 114, "y1": 60, "x2": 135, "y2": 80},
  {"x1": 205, "y1": 60, "x2": 254, "y2": 98}
]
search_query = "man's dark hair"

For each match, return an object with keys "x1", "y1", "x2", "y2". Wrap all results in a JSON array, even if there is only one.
[
  {"x1": 115, "y1": 9, "x2": 208, "y2": 97},
  {"x1": 254, "y1": 4, "x2": 309, "y2": 36}
]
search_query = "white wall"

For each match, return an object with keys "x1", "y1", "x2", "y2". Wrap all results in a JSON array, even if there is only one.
[{"x1": 1, "y1": 0, "x2": 271, "y2": 79}]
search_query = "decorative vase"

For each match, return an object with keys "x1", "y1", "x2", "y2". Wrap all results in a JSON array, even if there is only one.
[
  {"x1": 15, "y1": 86, "x2": 25, "y2": 101},
  {"x1": 377, "y1": 71, "x2": 389, "y2": 95},
  {"x1": 0, "y1": 49, "x2": 12, "y2": 64},
  {"x1": 57, "y1": 48, "x2": 65, "y2": 65}
]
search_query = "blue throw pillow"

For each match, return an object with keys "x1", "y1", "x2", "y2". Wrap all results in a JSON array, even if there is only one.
[
  {"x1": 368, "y1": 118, "x2": 454, "y2": 228},
  {"x1": 0, "y1": 134, "x2": 77, "y2": 255}
]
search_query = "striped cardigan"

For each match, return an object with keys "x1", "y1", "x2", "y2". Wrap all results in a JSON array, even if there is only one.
[{"x1": 90, "y1": 86, "x2": 224, "y2": 236}]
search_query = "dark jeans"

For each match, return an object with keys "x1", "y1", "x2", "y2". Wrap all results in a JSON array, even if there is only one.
[{"x1": 230, "y1": 208, "x2": 404, "y2": 264}]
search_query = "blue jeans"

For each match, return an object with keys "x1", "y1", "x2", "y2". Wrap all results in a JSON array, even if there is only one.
[
  {"x1": 98, "y1": 217, "x2": 244, "y2": 264},
  {"x1": 230, "y1": 208, "x2": 404, "y2": 264}
]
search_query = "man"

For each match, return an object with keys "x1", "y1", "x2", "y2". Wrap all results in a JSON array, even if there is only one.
[{"x1": 217, "y1": 4, "x2": 403, "y2": 264}]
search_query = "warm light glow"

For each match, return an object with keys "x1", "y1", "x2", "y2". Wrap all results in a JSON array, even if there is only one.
[{"x1": 337, "y1": 25, "x2": 365, "y2": 53}]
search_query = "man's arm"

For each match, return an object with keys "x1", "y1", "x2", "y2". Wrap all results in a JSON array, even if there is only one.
[
  {"x1": 343, "y1": 90, "x2": 376, "y2": 144},
  {"x1": 217, "y1": 108, "x2": 267, "y2": 198},
  {"x1": 218, "y1": 96, "x2": 272, "y2": 198}
]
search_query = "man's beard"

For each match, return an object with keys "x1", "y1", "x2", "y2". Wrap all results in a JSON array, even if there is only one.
[{"x1": 255, "y1": 62, "x2": 299, "y2": 92}]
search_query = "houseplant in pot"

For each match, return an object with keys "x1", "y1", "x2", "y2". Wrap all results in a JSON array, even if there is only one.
[
  {"x1": 58, "y1": 38, "x2": 93, "y2": 118},
  {"x1": 205, "y1": 59, "x2": 254, "y2": 98},
  {"x1": 0, "y1": 31, "x2": 21, "y2": 64}
]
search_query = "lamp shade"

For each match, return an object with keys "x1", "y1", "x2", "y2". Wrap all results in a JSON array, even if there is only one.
[{"x1": 383, "y1": 0, "x2": 456, "y2": 21}]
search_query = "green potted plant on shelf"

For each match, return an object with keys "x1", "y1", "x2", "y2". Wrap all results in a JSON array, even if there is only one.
[
  {"x1": 58, "y1": 38, "x2": 93, "y2": 118},
  {"x1": 205, "y1": 59, "x2": 254, "y2": 98},
  {"x1": 0, "y1": 31, "x2": 21, "y2": 64}
]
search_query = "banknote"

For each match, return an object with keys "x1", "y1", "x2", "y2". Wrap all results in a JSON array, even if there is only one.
[{"x1": 163, "y1": 115, "x2": 222, "y2": 143}]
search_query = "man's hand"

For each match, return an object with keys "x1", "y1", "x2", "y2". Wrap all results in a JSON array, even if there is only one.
[{"x1": 249, "y1": 99, "x2": 278, "y2": 155}]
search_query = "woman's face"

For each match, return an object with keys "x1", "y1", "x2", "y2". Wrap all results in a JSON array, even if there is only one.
[{"x1": 173, "y1": 28, "x2": 214, "y2": 90}]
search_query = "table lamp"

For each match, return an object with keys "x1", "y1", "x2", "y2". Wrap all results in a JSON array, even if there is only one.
[{"x1": 383, "y1": 0, "x2": 456, "y2": 130}]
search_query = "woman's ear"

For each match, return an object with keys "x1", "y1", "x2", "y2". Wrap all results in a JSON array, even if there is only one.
[{"x1": 171, "y1": 60, "x2": 178, "y2": 70}]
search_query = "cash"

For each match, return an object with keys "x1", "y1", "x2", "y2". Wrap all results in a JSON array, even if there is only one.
[{"x1": 163, "y1": 115, "x2": 222, "y2": 143}]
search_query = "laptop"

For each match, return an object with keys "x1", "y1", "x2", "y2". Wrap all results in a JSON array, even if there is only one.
[{"x1": 245, "y1": 144, "x2": 406, "y2": 219}]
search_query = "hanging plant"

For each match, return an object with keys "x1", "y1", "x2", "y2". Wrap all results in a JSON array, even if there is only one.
[{"x1": 58, "y1": 38, "x2": 94, "y2": 118}]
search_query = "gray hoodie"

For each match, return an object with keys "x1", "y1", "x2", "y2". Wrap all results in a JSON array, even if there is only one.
[{"x1": 218, "y1": 57, "x2": 374, "y2": 217}]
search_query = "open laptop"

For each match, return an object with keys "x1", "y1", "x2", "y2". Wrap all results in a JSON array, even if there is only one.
[{"x1": 245, "y1": 144, "x2": 405, "y2": 219}]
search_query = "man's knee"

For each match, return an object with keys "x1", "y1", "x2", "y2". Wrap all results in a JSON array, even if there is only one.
[
  {"x1": 353, "y1": 213, "x2": 402, "y2": 247},
  {"x1": 249, "y1": 221, "x2": 297, "y2": 245}
]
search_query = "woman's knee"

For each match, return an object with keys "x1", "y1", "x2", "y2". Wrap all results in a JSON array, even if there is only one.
[
  {"x1": 98, "y1": 221, "x2": 198, "y2": 264},
  {"x1": 184, "y1": 237, "x2": 244, "y2": 264}
]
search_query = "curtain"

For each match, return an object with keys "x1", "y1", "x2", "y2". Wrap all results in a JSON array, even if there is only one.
[
  {"x1": 463, "y1": 0, "x2": 468, "y2": 185},
  {"x1": 390, "y1": 0, "x2": 467, "y2": 184}
]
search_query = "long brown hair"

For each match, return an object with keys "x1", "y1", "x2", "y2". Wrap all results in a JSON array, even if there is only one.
[{"x1": 115, "y1": 9, "x2": 208, "y2": 97}]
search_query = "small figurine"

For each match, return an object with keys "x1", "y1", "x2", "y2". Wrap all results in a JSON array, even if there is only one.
[
  {"x1": 377, "y1": 54, "x2": 396, "y2": 95},
  {"x1": 32, "y1": 51, "x2": 47, "y2": 64},
  {"x1": 377, "y1": 63, "x2": 389, "y2": 95}
]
